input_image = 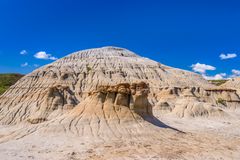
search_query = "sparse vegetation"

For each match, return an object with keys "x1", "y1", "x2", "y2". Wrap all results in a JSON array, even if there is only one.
[
  {"x1": 216, "y1": 98, "x2": 227, "y2": 106},
  {"x1": 86, "y1": 64, "x2": 92, "y2": 73},
  {"x1": 0, "y1": 74, "x2": 23, "y2": 95},
  {"x1": 27, "y1": 118, "x2": 47, "y2": 124},
  {"x1": 208, "y1": 80, "x2": 228, "y2": 86}
]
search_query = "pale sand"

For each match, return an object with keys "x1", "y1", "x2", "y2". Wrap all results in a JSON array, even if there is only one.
[{"x1": 0, "y1": 108, "x2": 239, "y2": 160}]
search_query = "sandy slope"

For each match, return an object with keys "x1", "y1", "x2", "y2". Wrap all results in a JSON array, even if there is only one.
[{"x1": 0, "y1": 108, "x2": 239, "y2": 160}]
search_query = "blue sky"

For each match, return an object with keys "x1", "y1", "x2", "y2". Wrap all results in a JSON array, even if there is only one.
[{"x1": 0, "y1": 0, "x2": 239, "y2": 79}]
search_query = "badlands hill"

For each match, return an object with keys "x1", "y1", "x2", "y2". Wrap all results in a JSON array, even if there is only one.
[
  {"x1": 0, "y1": 46, "x2": 239, "y2": 124},
  {"x1": 0, "y1": 47, "x2": 240, "y2": 160}
]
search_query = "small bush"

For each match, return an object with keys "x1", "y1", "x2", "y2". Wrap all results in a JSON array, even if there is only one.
[
  {"x1": 216, "y1": 98, "x2": 227, "y2": 106},
  {"x1": 27, "y1": 118, "x2": 47, "y2": 124},
  {"x1": 208, "y1": 80, "x2": 228, "y2": 86},
  {"x1": 86, "y1": 65, "x2": 92, "y2": 73}
]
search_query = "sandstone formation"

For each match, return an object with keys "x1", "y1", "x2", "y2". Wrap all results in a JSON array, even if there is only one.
[
  {"x1": 38, "y1": 82, "x2": 159, "y2": 138},
  {"x1": 0, "y1": 47, "x2": 240, "y2": 160},
  {"x1": 0, "y1": 47, "x2": 239, "y2": 127},
  {"x1": 222, "y1": 77, "x2": 240, "y2": 95},
  {"x1": 154, "y1": 86, "x2": 240, "y2": 117}
]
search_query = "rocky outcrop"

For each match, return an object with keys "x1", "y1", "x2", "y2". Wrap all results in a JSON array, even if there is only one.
[
  {"x1": 153, "y1": 86, "x2": 240, "y2": 117},
  {"x1": 0, "y1": 46, "x2": 239, "y2": 126},
  {"x1": 0, "y1": 84, "x2": 79, "y2": 125},
  {"x1": 89, "y1": 82, "x2": 152, "y2": 116},
  {"x1": 37, "y1": 82, "x2": 158, "y2": 138},
  {"x1": 0, "y1": 46, "x2": 213, "y2": 125},
  {"x1": 172, "y1": 98, "x2": 225, "y2": 118},
  {"x1": 221, "y1": 77, "x2": 240, "y2": 95}
]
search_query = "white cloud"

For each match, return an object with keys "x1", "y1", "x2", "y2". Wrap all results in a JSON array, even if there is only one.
[
  {"x1": 232, "y1": 69, "x2": 240, "y2": 75},
  {"x1": 191, "y1": 63, "x2": 228, "y2": 80},
  {"x1": 33, "y1": 64, "x2": 40, "y2": 67},
  {"x1": 203, "y1": 73, "x2": 227, "y2": 80},
  {"x1": 21, "y1": 62, "x2": 28, "y2": 67},
  {"x1": 219, "y1": 53, "x2": 237, "y2": 60},
  {"x1": 230, "y1": 69, "x2": 240, "y2": 78},
  {"x1": 34, "y1": 51, "x2": 58, "y2": 60},
  {"x1": 20, "y1": 50, "x2": 27, "y2": 55},
  {"x1": 191, "y1": 63, "x2": 216, "y2": 74}
]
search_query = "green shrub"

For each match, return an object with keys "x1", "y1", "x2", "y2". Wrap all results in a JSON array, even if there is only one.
[
  {"x1": 86, "y1": 65, "x2": 92, "y2": 73},
  {"x1": 208, "y1": 80, "x2": 228, "y2": 86},
  {"x1": 216, "y1": 98, "x2": 227, "y2": 106}
]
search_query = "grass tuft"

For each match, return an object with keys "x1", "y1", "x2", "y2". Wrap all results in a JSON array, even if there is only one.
[{"x1": 208, "y1": 80, "x2": 228, "y2": 86}]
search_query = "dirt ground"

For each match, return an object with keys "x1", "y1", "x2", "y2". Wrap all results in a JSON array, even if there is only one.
[{"x1": 0, "y1": 108, "x2": 239, "y2": 160}]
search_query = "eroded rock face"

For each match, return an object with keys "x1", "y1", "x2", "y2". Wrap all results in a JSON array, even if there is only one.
[
  {"x1": 89, "y1": 82, "x2": 152, "y2": 116},
  {"x1": 153, "y1": 87, "x2": 240, "y2": 117},
  {"x1": 0, "y1": 85, "x2": 80, "y2": 125},
  {"x1": 33, "y1": 82, "x2": 155, "y2": 137},
  {"x1": 47, "y1": 85, "x2": 78, "y2": 110},
  {"x1": 26, "y1": 85, "x2": 79, "y2": 124},
  {"x1": 0, "y1": 46, "x2": 214, "y2": 124},
  {"x1": 0, "y1": 46, "x2": 239, "y2": 125},
  {"x1": 172, "y1": 98, "x2": 225, "y2": 118}
]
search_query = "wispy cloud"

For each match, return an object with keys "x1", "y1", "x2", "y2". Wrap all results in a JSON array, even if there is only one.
[
  {"x1": 219, "y1": 53, "x2": 237, "y2": 60},
  {"x1": 20, "y1": 50, "x2": 27, "y2": 55},
  {"x1": 33, "y1": 64, "x2": 40, "y2": 68},
  {"x1": 203, "y1": 73, "x2": 226, "y2": 80},
  {"x1": 230, "y1": 69, "x2": 240, "y2": 78},
  {"x1": 201, "y1": 69, "x2": 240, "y2": 80},
  {"x1": 21, "y1": 62, "x2": 28, "y2": 67},
  {"x1": 34, "y1": 51, "x2": 57, "y2": 60},
  {"x1": 191, "y1": 63, "x2": 216, "y2": 74},
  {"x1": 191, "y1": 63, "x2": 228, "y2": 80}
]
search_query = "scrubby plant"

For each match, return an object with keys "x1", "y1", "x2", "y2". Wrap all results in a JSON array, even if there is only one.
[
  {"x1": 208, "y1": 80, "x2": 228, "y2": 86},
  {"x1": 27, "y1": 118, "x2": 47, "y2": 124},
  {"x1": 216, "y1": 98, "x2": 227, "y2": 106},
  {"x1": 86, "y1": 64, "x2": 92, "y2": 73}
]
